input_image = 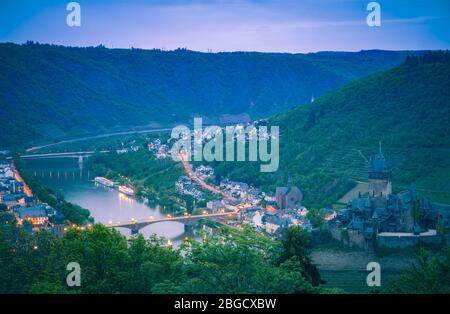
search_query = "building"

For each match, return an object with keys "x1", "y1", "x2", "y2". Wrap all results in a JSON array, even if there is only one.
[
  {"x1": 52, "y1": 213, "x2": 66, "y2": 238},
  {"x1": 15, "y1": 205, "x2": 53, "y2": 226},
  {"x1": 330, "y1": 144, "x2": 450, "y2": 248},
  {"x1": 264, "y1": 192, "x2": 276, "y2": 202},
  {"x1": 0, "y1": 193, "x2": 22, "y2": 208},
  {"x1": 368, "y1": 143, "x2": 392, "y2": 198},
  {"x1": 262, "y1": 211, "x2": 290, "y2": 234},
  {"x1": 207, "y1": 200, "x2": 225, "y2": 213},
  {"x1": 275, "y1": 177, "x2": 303, "y2": 209},
  {"x1": 323, "y1": 208, "x2": 337, "y2": 221},
  {"x1": 251, "y1": 211, "x2": 263, "y2": 228}
]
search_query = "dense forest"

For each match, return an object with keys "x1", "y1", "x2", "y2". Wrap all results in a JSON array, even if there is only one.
[
  {"x1": 212, "y1": 51, "x2": 450, "y2": 207},
  {"x1": 0, "y1": 42, "x2": 421, "y2": 148}
]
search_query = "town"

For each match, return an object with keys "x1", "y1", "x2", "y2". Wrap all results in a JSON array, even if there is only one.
[
  {"x1": 0, "y1": 160, "x2": 68, "y2": 238},
  {"x1": 148, "y1": 134, "x2": 450, "y2": 247},
  {"x1": 3, "y1": 134, "x2": 450, "y2": 251}
]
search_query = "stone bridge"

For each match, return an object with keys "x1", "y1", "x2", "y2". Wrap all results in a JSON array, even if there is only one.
[{"x1": 105, "y1": 211, "x2": 238, "y2": 234}]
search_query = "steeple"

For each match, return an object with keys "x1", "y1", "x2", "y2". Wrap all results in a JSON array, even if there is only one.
[
  {"x1": 371, "y1": 141, "x2": 389, "y2": 171},
  {"x1": 368, "y1": 142, "x2": 392, "y2": 198},
  {"x1": 287, "y1": 174, "x2": 292, "y2": 187},
  {"x1": 376, "y1": 141, "x2": 385, "y2": 160}
]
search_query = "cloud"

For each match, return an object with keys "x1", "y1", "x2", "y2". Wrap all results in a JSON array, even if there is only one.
[{"x1": 241, "y1": 15, "x2": 439, "y2": 33}]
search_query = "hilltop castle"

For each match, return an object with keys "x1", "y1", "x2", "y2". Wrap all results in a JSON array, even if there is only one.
[
  {"x1": 368, "y1": 143, "x2": 392, "y2": 198},
  {"x1": 330, "y1": 145, "x2": 450, "y2": 248}
]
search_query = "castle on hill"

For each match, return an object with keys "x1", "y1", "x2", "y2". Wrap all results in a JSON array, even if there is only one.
[{"x1": 330, "y1": 144, "x2": 450, "y2": 248}]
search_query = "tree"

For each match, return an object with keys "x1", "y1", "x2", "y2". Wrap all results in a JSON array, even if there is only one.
[
  {"x1": 181, "y1": 195, "x2": 195, "y2": 214},
  {"x1": 154, "y1": 226, "x2": 319, "y2": 294},
  {"x1": 1, "y1": 220, "x2": 328, "y2": 294},
  {"x1": 340, "y1": 229, "x2": 350, "y2": 246},
  {"x1": 436, "y1": 215, "x2": 445, "y2": 236},
  {"x1": 384, "y1": 249, "x2": 450, "y2": 293},
  {"x1": 306, "y1": 208, "x2": 325, "y2": 228},
  {"x1": 411, "y1": 200, "x2": 421, "y2": 225},
  {"x1": 278, "y1": 226, "x2": 323, "y2": 286}
]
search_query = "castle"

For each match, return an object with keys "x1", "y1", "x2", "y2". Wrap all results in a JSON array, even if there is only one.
[
  {"x1": 331, "y1": 145, "x2": 450, "y2": 248},
  {"x1": 368, "y1": 143, "x2": 392, "y2": 198}
]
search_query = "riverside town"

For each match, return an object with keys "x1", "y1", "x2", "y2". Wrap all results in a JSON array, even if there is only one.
[{"x1": 0, "y1": 0, "x2": 449, "y2": 310}]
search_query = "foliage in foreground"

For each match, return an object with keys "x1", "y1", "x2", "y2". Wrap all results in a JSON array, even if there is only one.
[
  {"x1": 2, "y1": 211, "x2": 449, "y2": 294},
  {"x1": 0, "y1": 216, "x2": 326, "y2": 294},
  {"x1": 384, "y1": 248, "x2": 450, "y2": 294}
]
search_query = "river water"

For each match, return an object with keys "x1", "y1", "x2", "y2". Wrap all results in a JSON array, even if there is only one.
[{"x1": 24, "y1": 158, "x2": 198, "y2": 245}]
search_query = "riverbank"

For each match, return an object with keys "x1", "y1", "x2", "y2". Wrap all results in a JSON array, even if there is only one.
[
  {"x1": 22, "y1": 157, "x2": 200, "y2": 243},
  {"x1": 87, "y1": 150, "x2": 188, "y2": 214},
  {"x1": 14, "y1": 158, "x2": 93, "y2": 225}
]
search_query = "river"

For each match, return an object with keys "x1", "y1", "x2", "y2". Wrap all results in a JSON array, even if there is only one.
[{"x1": 24, "y1": 157, "x2": 200, "y2": 246}]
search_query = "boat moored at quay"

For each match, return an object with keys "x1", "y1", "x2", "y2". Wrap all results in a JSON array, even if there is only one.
[
  {"x1": 94, "y1": 177, "x2": 115, "y2": 188},
  {"x1": 118, "y1": 185, "x2": 135, "y2": 196}
]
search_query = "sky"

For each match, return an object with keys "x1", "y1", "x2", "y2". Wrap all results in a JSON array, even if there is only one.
[{"x1": 0, "y1": 0, "x2": 449, "y2": 53}]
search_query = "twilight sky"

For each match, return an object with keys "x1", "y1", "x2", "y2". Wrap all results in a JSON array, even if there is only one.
[{"x1": 0, "y1": 0, "x2": 449, "y2": 52}]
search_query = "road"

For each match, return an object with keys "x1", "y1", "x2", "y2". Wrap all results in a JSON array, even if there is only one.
[
  {"x1": 20, "y1": 150, "x2": 110, "y2": 159},
  {"x1": 26, "y1": 127, "x2": 173, "y2": 153},
  {"x1": 11, "y1": 162, "x2": 33, "y2": 197},
  {"x1": 178, "y1": 151, "x2": 235, "y2": 201}
]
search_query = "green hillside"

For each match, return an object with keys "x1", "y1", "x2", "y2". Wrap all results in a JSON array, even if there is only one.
[
  {"x1": 214, "y1": 51, "x2": 450, "y2": 207},
  {"x1": 0, "y1": 42, "x2": 419, "y2": 148}
]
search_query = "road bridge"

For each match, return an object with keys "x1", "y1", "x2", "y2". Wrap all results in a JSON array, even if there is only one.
[
  {"x1": 19, "y1": 150, "x2": 110, "y2": 160},
  {"x1": 105, "y1": 211, "x2": 238, "y2": 234}
]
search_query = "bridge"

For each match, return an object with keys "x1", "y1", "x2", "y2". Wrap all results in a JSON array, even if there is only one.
[
  {"x1": 105, "y1": 211, "x2": 239, "y2": 234},
  {"x1": 20, "y1": 150, "x2": 110, "y2": 160}
]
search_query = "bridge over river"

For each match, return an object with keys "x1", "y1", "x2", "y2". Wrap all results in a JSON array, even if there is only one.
[
  {"x1": 20, "y1": 150, "x2": 110, "y2": 160},
  {"x1": 105, "y1": 211, "x2": 239, "y2": 234}
]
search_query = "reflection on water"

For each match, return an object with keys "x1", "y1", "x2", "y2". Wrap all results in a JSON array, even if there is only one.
[{"x1": 24, "y1": 157, "x2": 199, "y2": 246}]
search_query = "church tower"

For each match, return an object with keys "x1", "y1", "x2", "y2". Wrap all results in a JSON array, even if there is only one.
[
  {"x1": 368, "y1": 142, "x2": 392, "y2": 198},
  {"x1": 53, "y1": 213, "x2": 66, "y2": 238}
]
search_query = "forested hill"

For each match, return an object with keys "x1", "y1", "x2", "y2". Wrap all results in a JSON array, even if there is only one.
[
  {"x1": 0, "y1": 42, "x2": 420, "y2": 148},
  {"x1": 214, "y1": 51, "x2": 450, "y2": 207}
]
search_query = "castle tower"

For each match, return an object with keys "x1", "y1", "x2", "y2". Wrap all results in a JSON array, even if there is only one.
[{"x1": 368, "y1": 142, "x2": 392, "y2": 198}]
